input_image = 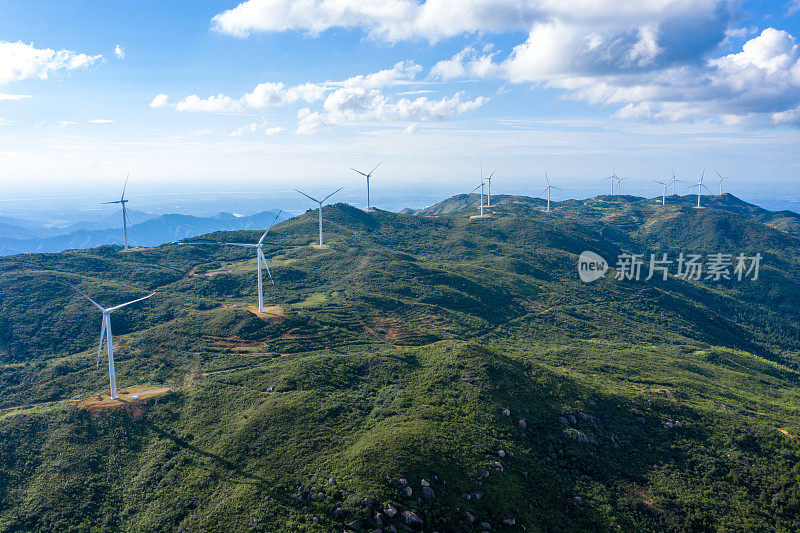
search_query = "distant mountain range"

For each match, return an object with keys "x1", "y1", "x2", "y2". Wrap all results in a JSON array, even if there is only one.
[{"x1": 0, "y1": 210, "x2": 287, "y2": 256}]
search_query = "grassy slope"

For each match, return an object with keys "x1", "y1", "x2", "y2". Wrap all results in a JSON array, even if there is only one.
[{"x1": 0, "y1": 195, "x2": 799, "y2": 531}]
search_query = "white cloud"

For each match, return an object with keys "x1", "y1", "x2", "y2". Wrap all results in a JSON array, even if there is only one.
[
  {"x1": 89, "y1": 119, "x2": 114, "y2": 124},
  {"x1": 0, "y1": 41, "x2": 102, "y2": 85},
  {"x1": 58, "y1": 121, "x2": 78, "y2": 127},
  {"x1": 149, "y1": 93, "x2": 170, "y2": 108},
  {"x1": 175, "y1": 94, "x2": 244, "y2": 113},
  {"x1": 160, "y1": 60, "x2": 487, "y2": 131},
  {"x1": 114, "y1": 44, "x2": 125, "y2": 59},
  {"x1": 403, "y1": 123, "x2": 420, "y2": 134},
  {"x1": 0, "y1": 93, "x2": 31, "y2": 101},
  {"x1": 229, "y1": 119, "x2": 285, "y2": 136}
]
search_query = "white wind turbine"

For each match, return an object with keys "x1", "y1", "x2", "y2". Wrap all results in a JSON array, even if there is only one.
[
  {"x1": 690, "y1": 169, "x2": 712, "y2": 208},
  {"x1": 486, "y1": 166, "x2": 498, "y2": 207},
  {"x1": 669, "y1": 171, "x2": 683, "y2": 195},
  {"x1": 652, "y1": 178, "x2": 669, "y2": 205},
  {"x1": 295, "y1": 188, "x2": 342, "y2": 247},
  {"x1": 201, "y1": 211, "x2": 282, "y2": 312},
  {"x1": 102, "y1": 174, "x2": 132, "y2": 250},
  {"x1": 715, "y1": 171, "x2": 732, "y2": 195},
  {"x1": 539, "y1": 172, "x2": 561, "y2": 212},
  {"x1": 349, "y1": 162, "x2": 381, "y2": 211},
  {"x1": 603, "y1": 172, "x2": 617, "y2": 195},
  {"x1": 73, "y1": 286, "x2": 154, "y2": 400},
  {"x1": 615, "y1": 176, "x2": 629, "y2": 195},
  {"x1": 471, "y1": 164, "x2": 486, "y2": 217}
]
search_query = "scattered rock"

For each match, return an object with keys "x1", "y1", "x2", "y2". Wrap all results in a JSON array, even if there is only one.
[
  {"x1": 422, "y1": 485, "x2": 435, "y2": 500},
  {"x1": 563, "y1": 428, "x2": 596, "y2": 444},
  {"x1": 329, "y1": 477, "x2": 336, "y2": 485},
  {"x1": 476, "y1": 467, "x2": 490, "y2": 478},
  {"x1": 420, "y1": 479, "x2": 431, "y2": 487},
  {"x1": 559, "y1": 416, "x2": 569, "y2": 425},
  {"x1": 479, "y1": 522, "x2": 492, "y2": 530},
  {"x1": 492, "y1": 461, "x2": 503, "y2": 471},
  {"x1": 503, "y1": 518, "x2": 516, "y2": 526},
  {"x1": 373, "y1": 514, "x2": 383, "y2": 526},
  {"x1": 461, "y1": 493, "x2": 471, "y2": 500},
  {"x1": 401, "y1": 510, "x2": 423, "y2": 528},
  {"x1": 518, "y1": 418, "x2": 527, "y2": 428},
  {"x1": 573, "y1": 496, "x2": 584, "y2": 505},
  {"x1": 568, "y1": 415, "x2": 577, "y2": 425},
  {"x1": 398, "y1": 478, "x2": 408, "y2": 486},
  {"x1": 265, "y1": 386, "x2": 274, "y2": 392},
  {"x1": 312, "y1": 517, "x2": 319, "y2": 524},
  {"x1": 502, "y1": 408, "x2": 511, "y2": 416},
  {"x1": 333, "y1": 507, "x2": 345, "y2": 518},
  {"x1": 362, "y1": 497, "x2": 374, "y2": 508},
  {"x1": 384, "y1": 504, "x2": 398, "y2": 517},
  {"x1": 402, "y1": 486, "x2": 413, "y2": 497},
  {"x1": 465, "y1": 511, "x2": 476, "y2": 523},
  {"x1": 635, "y1": 415, "x2": 646, "y2": 424},
  {"x1": 579, "y1": 412, "x2": 600, "y2": 424},
  {"x1": 263, "y1": 495, "x2": 271, "y2": 501},
  {"x1": 472, "y1": 491, "x2": 485, "y2": 500},
  {"x1": 497, "y1": 450, "x2": 506, "y2": 458}
]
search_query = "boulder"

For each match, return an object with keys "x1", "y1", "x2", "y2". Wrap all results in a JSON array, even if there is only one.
[
  {"x1": 384, "y1": 503, "x2": 398, "y2": 517},
  {"x1": 401, "y1": 510, "x2": 423, "y2": 528}
]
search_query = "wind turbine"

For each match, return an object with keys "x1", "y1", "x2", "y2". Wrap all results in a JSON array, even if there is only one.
[
  {"x1": 199, "y1": 211, "x2": 282, "y2": 312},
  {"x1": 689, "y1": 170, "x2": 712, "y2": 208},
  {"x1": 652, "y1": 179, "x2": 668, "y2": 205},
  {"x1": 349, "y1": 162, "x2": 381, "y2": 211},
  {"x1": 295, "y1": 188, "x2": 342, "y2": 247},
  {"x1": 102, "y1": 174, "x2": 132, "y2": 250},
  {"x1": 615, "y1": 176, "x2": 629, "y2": 195},
  {"x1": 715, "y1": 171, "x2": 732, "y2": 195},
  {"x1": 668, "y1": 171, "x2": 683, "y2": 195},
  {"x1": 486, "y1": 166, "x2": 498, "y2": 207},
  {"x1": 603, "y1": 172, "x2": 617, "y2": 195},
  {"x1": 538, "y1": 172, "x2": 561, "y2": 212},
  {"x1": 471, "y1": 166, "x2": 485, "y2": 217},
  {"x1": 72, "y1": 286, "x2": 154, "y2": 400}
]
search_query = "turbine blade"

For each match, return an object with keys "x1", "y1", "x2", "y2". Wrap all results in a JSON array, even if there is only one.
[
  {"x1": 715, "y1": 170, "x2": 722, "y2": 179},
  {"x1": 107, "y1": 293, "x2": 155, "y2": 312},
  {"x1": 259, "y1": 249, "x2": 274, "y2": 285},
  {"x1": 97, "y1": 318, "x2": 107, "y2": 370},
  {"x1": 72, "y1": 285, "x2": 105, "y2": 311},
  {"x1": 258, "y1": 209, "x2": 283, "y2": 245},
  {"x1": 101, "y1": 201, "x2": 122, "y2": 204},
  {"x1": 349, "y1": 167, "x2": 368, "y2": 177},
  {"x1": 121, "y1": 172, "x2": 130, "y2": 201},
  {"x1": 489, "y1": 165, "x2": 498, "y2": 178},
  {"x1": 295, "y1": 189, "x2": 321, "y2": 203},
  {"x1": 321, "y1": 187, "x2": 343, "y2": 203},
  {"x1": 472, "y1": 184, "x2": 482, "y2": 192},
  {"x1": 368, "y1": 162, "x2": 382, "y2": 175}
]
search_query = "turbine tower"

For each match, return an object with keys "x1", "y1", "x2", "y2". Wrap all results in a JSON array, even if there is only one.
[
  {"x1": 615, "y1": 176, "x2": 629, "y2": 195},
  {"x1": 539, "y1": 172, "x2": 561, "y2": 212},
  {"x1": 652, "y1": 179, "x2": 668, "y2": 205},
  {"x1": 295, "y1": 188, "x2": 342, "y2": 247},
  {"x1": 350, "y1": 162, "x2": 381, "y2": 211},
  {"x1": 471, "y1": 164, "x2": 487, "y2": 217},
  {"x1": 690, "y1": 169, "x2": 712, "y2": 208},
  {"x1": 715, "y1": 171, "x2": 732, "y2": 195},
  {"x1": 603, "y1": 172, "x2": 617, "y2": 195},
  {"x1": 486, "y1": 166, "x2": 498, "y2": 207},
  {"x1": 201, "y1": 211, "x2": 282, "y2": 312},
  {"x1": 669, "y1": 171, "x2": 683, "y2": 195},
  {"x1": 102, "y1": 174, "x2": 132, "y2": 250},
  {"x1": 73, "y1": 286, "x2": 154, "y2": 400}
]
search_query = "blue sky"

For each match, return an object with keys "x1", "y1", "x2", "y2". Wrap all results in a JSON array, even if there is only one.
[{"x1": 1, "y1": 0, "x2": 799, "y2": 202}]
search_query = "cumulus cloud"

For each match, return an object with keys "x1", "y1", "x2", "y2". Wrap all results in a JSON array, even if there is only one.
[
  {"x1": 175, "y1": 94, "x2": 243, "y2": 113},
  {"x1": 0, "y1": 41, "x2": 102, "y2": 85},
  {"x1": 205, "y1": 0, "x2": 800, "y2": 126},
  {"x1": 114, "y1": 44, "x2": 125, "y2": 59},
  {"x1": 161, "y1": 60, "x2": 487, "y2": 131},
  {"x1": 89, "y1": 119, "x2": 114, "y2": 124},
  {"x1": 149, "y1": 93, "x2": 169, "y2": 108}
]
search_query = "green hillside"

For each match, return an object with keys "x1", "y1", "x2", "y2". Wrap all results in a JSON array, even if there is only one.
[{"x1": 1, "y1": 194, "x2": 799, "y2": 532}]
